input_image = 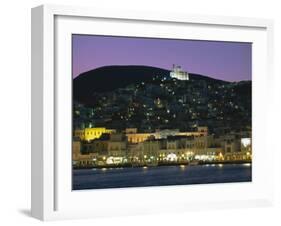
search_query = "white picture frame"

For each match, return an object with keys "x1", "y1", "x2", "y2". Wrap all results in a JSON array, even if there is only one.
[{"x1": 31, "y1": 4, "x2": 274, "y2": 221}]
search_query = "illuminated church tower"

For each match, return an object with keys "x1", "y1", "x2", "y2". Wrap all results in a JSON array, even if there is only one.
[{"x1": 170, "y1": 64, "x2": 189, "y2": 80}]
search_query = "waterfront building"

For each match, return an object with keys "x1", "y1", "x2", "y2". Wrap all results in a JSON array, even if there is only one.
[
  {"x1": 224, "y1": 151, "x2": 251, "y2": 161},
  {"x1": 72, "y1": 140, "x2": 98, "y2": 167},
  {"x1": 107, "y1": 133, "x2": 127, "y2": 157},
  {"x1": 91, "y1": 139, "x2": 109, "y2": 154},
  {"x1": 126, "y1": 127, "x2": 208, "y2": 144},
  {"x1": 177, "y1": 131, "x2": 207, "y2": 137},
  {"x1": 152, "y1": 136, "x2": 193, "y2": 161},
  {"x1": 128, "y1": 140, "x2": 160, "y2": 165},
  {"x1": 125, "y1": 128, "x2": 138, "y2": 134},
  {"x1": 193, "y1": 135, "x2": 209, "y2": 150},
  {"x1": 141, "y1": 140, "x2": 160, "y2": 165},
  {"x1": 73, "y1": 139, "x2": 82, "y2": 160},
  {"x1": 154, "y1": 129, "x2": 180, "y2": 139},
  {"x1": 224, "y1": 137, "x2": 252, "y2": 161},
  {"x1": 194, "y1": 147, "x2": 224, "y2": 161},
  {"x1": 222, "y1": 135, "x2": 241, "y2": 153},
  {"x1": 73, "y1": 153, "x2": 98, "y2": 167},
  {"x1": 126, "y1": 132, "x2": 155, "y2": 144},
  {"x1": 74, "y1": 127, "x2": 116, "y2": 141}
]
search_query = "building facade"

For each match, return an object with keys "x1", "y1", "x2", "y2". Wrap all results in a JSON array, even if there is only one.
[
  {"x1": 170, "y1": 64, "x2": 189, "y2": 81},
  {"x1": 74, "y1": 127, "x2": 116, "y2": 141}
]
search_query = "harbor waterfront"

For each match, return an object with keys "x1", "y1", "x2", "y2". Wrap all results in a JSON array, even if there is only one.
[
  {"x1": 72, "y1": 126, "x2": 252, "y2": 169},
  {"x1": 72, "y1": 37, "x2": 252, "y2": 190},
  {"x1": 73, "y1": 163, "x2": 252, "y2": 190},
  {"x1": 72, "y1": 125, "x2": 252, "y2": 189}
]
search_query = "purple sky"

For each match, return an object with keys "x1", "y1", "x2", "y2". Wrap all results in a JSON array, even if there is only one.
[{"x1": 72, "y1": 34, "x2": 252, "y2": 82}]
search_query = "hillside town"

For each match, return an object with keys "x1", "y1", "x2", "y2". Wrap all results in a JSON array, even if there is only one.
[{"x1": 73, "y1": 65, "x2": 252, "y2": 169}]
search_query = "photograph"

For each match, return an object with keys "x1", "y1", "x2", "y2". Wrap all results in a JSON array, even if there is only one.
[{"x1": 72, "y1": 34, "x2": 252, "y2": 190}]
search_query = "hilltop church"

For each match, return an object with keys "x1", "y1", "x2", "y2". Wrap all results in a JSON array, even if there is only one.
[{"x1": 170, "y1": 64, "x2": 189, "y2": 80}]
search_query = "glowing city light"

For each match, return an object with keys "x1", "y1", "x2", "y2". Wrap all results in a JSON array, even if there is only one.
[
  {"x1": 241, "y1": 138, "x2": 251, "y2": 147},
  {"x1": 166, "y1": 153, "x2": 177, "y2": 162}
]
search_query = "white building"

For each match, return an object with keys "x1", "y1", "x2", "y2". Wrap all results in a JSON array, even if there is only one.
[{"x1": 170, "y1": 64, "x2": 189, "y2": 80}]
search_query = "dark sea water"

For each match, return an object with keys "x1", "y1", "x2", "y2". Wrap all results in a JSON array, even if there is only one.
[{"x1": 72, "y1": 163, "x2": 252, "y2": 190}]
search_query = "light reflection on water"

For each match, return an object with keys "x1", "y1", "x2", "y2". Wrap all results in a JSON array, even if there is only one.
[
  {"x1": 243, "y1": 163, "x2": 251, "y2": 167},
  {"x1": 73, "y1": 163, "x2": 252, "y2": 190}
]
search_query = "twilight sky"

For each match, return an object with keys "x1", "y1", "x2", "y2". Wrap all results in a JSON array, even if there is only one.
[{"x1": 72, "y1": 34, "x2": 252, "y2": 82}]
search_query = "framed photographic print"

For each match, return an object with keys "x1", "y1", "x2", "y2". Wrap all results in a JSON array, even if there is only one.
[{"x1": 31, "y1": 4, "x2": 274, "y2": 221}]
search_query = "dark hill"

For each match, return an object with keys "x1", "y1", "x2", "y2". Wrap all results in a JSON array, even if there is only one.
[
  {"x1": 74, "y1": 65, "x2": 169, "y2": 93},
  {"x1": 73, "y1": 65, "x2": 229, "y2": 104}
]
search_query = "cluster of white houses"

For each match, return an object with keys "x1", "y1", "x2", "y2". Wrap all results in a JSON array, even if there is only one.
[{"x1": 73, "y1": 126, "x2": 252, "y2": 167}]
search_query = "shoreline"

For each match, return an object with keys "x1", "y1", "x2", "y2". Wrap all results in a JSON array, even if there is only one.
[{"x1": 73, "y1": 160, "x2": 252, "y2": 170}]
